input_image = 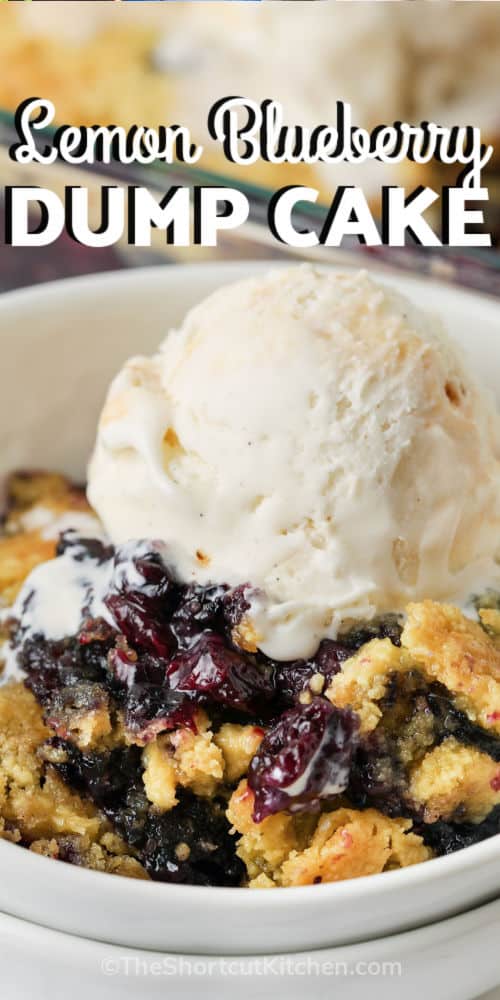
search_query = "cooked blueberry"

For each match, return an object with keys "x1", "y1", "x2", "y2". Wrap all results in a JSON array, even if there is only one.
[
  {"x1": 248, "y1": 698, "x2": 359, "y2": 821},
  {"x1": 166, "y1": 631, "x2": 275, "y2": 714},
  {"x1": 142, "y1": 791, "x2": 245, "y2": 886},
  {"x1": 107, "y1": 637, "x2": 139, "y2": 688},
  {"x1": 105, "y1": 541, "x2": 179, "y2": 657},
  {"x1": 48, "y1": 741, "x2": 244, "y2": 883},
  {"x1": 171, "y1": 584, "x2": 228, "y2": 645},
  {"x1": 340, "y1": 615, "x2": 403, "y2": 650},
  {"x1": 52, "y1": 738, "x2": 150, "y2": 849},
  {"x1": 223, "y1": 584, "x2": 253, "y2": 630},
  {"x1": 348, "y1": 738, "x2": 409, "y2": 818},
  {"x1": 104, "y1": 778, "x2": 151, "y2": 849},
  {"x1": 123, "y1": 683, "x2": 196, "y2": 741},
  {"x1": 273, "y1": 638, "x2": 352, "y2": 703},
  {"x1": 24, "y1": 636, "x2": 108, "y2": 706}
]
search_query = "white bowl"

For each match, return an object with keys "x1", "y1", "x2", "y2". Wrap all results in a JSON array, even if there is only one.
[
  {"x1": 1, "y1": 899, "x2": 499, "y2": 1000},
  {"x1": 0, "y1": 263, "x2": 499, "y2": 955}
]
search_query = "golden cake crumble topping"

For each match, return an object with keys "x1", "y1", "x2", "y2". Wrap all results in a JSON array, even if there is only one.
[{"x1": 226, "y1": 781, "x2": 430, "y2": 888}]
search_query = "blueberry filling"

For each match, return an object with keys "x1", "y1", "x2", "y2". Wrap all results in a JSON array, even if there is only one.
[
  {"x1": 426, "y1": 685, "x2": 500, "y2": 762},
  {"x1": 19, "y1": 538, "x2": 384, "y2": 739},
  {"x1": 48, "y1": 738, "x2": 245, "y2": 885},
  {"x1": 142, "y1": 792, "x2": 246, "y2": 886},
  {"x1": 338, "y1": 615, "x2": 403, "y2": 650},
  {"x1": 23, "y1": 636, "x2": 110, "y2": 713},
  {"x1": 270, "y1": 639, "x2": 353, "y2": 705},
  {"x1": 416, "y1": 805, "x2": 500, "y2": 856},
  {"x1": 50, "y1": 739, "x2": 145, "y2": 826}
]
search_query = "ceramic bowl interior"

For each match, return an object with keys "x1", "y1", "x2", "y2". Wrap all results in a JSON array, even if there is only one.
[{"x1": 0, "y1": 262, "x2": 499, "y2": 955}]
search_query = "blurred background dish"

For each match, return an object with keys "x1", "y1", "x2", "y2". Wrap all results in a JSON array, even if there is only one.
[
  {"x1": 1, "y1": 0, "x2": 500, "y2": 196},
  {"x1": 1, "y1": 1, "x2": 500, "y2": 293}
]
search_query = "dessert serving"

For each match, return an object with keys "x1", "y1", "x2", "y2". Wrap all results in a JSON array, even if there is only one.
[{"x1": 0, "y1": 266, "x2": 499, "y2": 890}]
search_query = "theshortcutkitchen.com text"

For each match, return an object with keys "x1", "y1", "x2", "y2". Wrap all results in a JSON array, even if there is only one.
[{"x1": 3, "y1": 97, "x2": 495, "y2": 248}]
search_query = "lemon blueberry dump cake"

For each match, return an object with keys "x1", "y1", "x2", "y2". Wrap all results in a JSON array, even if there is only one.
[{"x1": 0, "y1": 269, "x2": 499, "y2": 887}]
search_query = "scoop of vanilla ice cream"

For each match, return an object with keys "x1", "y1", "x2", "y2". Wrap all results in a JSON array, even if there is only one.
[{"x1": 88, "y1": 266, "x2": 500, "y2": 660}]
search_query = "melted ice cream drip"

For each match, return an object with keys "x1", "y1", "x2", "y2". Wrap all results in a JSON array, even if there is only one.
[{"x1": 0, "y1": 534, "x2": 170, "y2": 682}]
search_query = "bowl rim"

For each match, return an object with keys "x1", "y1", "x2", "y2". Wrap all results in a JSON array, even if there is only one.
[
  {"x1": 0, "y1": 260, "x2": 499, "y2": 909},
  {"x1": 2, "y1": 255, "x2": 500, "y2": 312}
]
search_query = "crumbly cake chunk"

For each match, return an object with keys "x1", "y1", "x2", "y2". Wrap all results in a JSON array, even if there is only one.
[
  {"x1": 214, "y1": 724, "x2": 264, "y2": 783},
  {"x1": 327, "y1": 603, "x2": 500, "y2": 738},
  {"x1": 402, "y1": 601, "x2": 500, "y2": 735},
  {"x1": 143, "y1": 710, "x2": 225, "y2": 809},
  {"x1": 226, "y1": 780, "x2": 304, "y2": 881},
  {"x1": 326, "y1": 638, "x2": 408, "y2": 734},
  {"x1": 280, "y1": 809, "x2": 431, "y2": 887},
  {"x1": 47, "y1": 691, "x2": 114, "y2": 753},
  {"x1": 478, "y1": 607, "x2": 500, "y2": 640},
  {"x1": 326, "y1": 603, "x2": 500, "y2": 825},
  {"x1": 4, "y1": 471, "x2": 90, "y2": 527},
  {"x1": 408, "y1": 738, "x2": 500, "y2": 823},
  {"x1": 29, "y1": 832, "x2": 147, "y2": 879},
  {"x1": 227, "y1": 781, "x2": 430, "y2": 887},
  {"x1": 0, "y1": 682, "x2": 146, "y2": 878}
]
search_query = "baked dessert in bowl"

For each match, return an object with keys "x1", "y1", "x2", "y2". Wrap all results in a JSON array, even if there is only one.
[{"x1": 0, "y1": 263, "x2": 498, "y2": 954}]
